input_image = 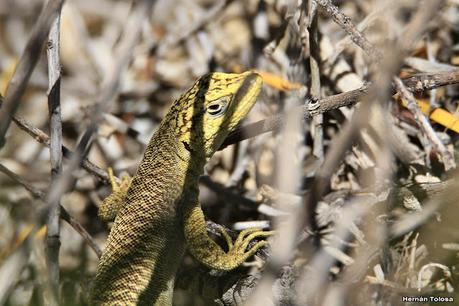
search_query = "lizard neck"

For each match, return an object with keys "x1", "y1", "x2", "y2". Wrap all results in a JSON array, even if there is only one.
[{"x1": 139, "y1": 124, "x2": 206, "y2": 191}]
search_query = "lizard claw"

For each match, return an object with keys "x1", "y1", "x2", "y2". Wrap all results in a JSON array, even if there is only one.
[
  {"x1": 218, "y1": 226, "x2": 235, "y2": 250},
  {"x1": 222, "y1": 227, "x2": 274, "y2": 266}
]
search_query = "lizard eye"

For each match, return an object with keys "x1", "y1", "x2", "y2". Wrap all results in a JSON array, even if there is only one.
[{"x1": 206, "y1": 96, "x2": 230, "y2": 117}]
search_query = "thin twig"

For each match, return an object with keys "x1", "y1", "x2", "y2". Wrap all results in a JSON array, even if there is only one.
[
  {"x1": 45, "y1": 11, "x2": 63, "y2": 302},
  {"x1": 308, "y1": 2, "x2": 324, "y2": 161},
  {"x1": 225, "y1": 141, "x2": 251, "y2": 188},
  {"x1": 0, "y1": 163, "x2": 102, "y2": 258},
  {"x1": 263, "y1": 4, "x2": 296, "y2": 57},
  {"x1": 324, "y1": 0, "x2": 397, "y2": 64},
  {"x1": 394, "y1": 77, "x2": 455, "y2": 170},
  {"x1": 0, "y1": 0, "x2": 65, "y2": 148},
  {"x1": 0, "y1": 163, "x2": 46, "y2": 199},
  {"x1": 314, "y1": 0, "x2": 382, "y2": 60},
  {"x1": 402, "y1": 70, "x2": 459, "y2": 91},
  {"x1": 8, "y1": 112, "x2": 110, "y2": 182},
  {"x1": 59, "y1": 209, "x2": 102, "y2": 258}
]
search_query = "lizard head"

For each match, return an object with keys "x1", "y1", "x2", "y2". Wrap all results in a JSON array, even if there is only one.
[{"x1": 169, "y1": 71, "x2": 263, "y2": 158}]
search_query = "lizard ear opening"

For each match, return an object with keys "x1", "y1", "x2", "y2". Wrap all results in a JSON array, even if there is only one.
[{"x1": 206, "y1": 95, "x2": 231, "y2": 117}]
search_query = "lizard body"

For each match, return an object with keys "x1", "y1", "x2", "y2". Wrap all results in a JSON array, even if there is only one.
[{"x1": 91, "y1": 72, "x2": 270, "y2": 305}]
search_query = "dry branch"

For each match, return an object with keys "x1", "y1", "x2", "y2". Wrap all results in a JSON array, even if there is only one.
[
  {"x1": 221, "y1": 69, "x2": 459, "y2": 149},
  {"x1": 0, "y1": 0, "x2": 65, "y2": 148},
  {"x1": 45, "y1": 11, "x2": 63, "y2": 303},
  {"x1": 0, "y1": 163, "x2": 102, "y2": 258},
  {"x1": 394, "y1": 77, "x2": 455, "y2": 170},
  {"x1": 315, "y1": 0, "x2": 381, "y2": 59}
]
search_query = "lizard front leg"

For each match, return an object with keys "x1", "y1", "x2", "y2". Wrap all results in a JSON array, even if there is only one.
[
  {"x1": 98, "y1": 168, "x2": 132, "y2": 222},
  {"x1": 183, "y1": 204, "x2": 273, "y2": 271}
]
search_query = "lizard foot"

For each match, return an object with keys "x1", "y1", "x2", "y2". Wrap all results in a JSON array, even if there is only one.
[
  {"x1": 218, "y1": 227, "x2": 274, "y2": 269},
  {"x1": 108, "y1": 167, "x2": 132, "y2": 192},
  {"x1": 98, "y1": 167, "x2": 132, "y2": 222}
]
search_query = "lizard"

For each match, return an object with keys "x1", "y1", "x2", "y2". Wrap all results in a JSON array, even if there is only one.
[{"x1": 90, "y1": 71, "x2": 272, "y2": 305}]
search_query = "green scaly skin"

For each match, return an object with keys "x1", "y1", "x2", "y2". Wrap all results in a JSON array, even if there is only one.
[{"x1": 90, "y1": 72, "x2": 271, "y2": 305}]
